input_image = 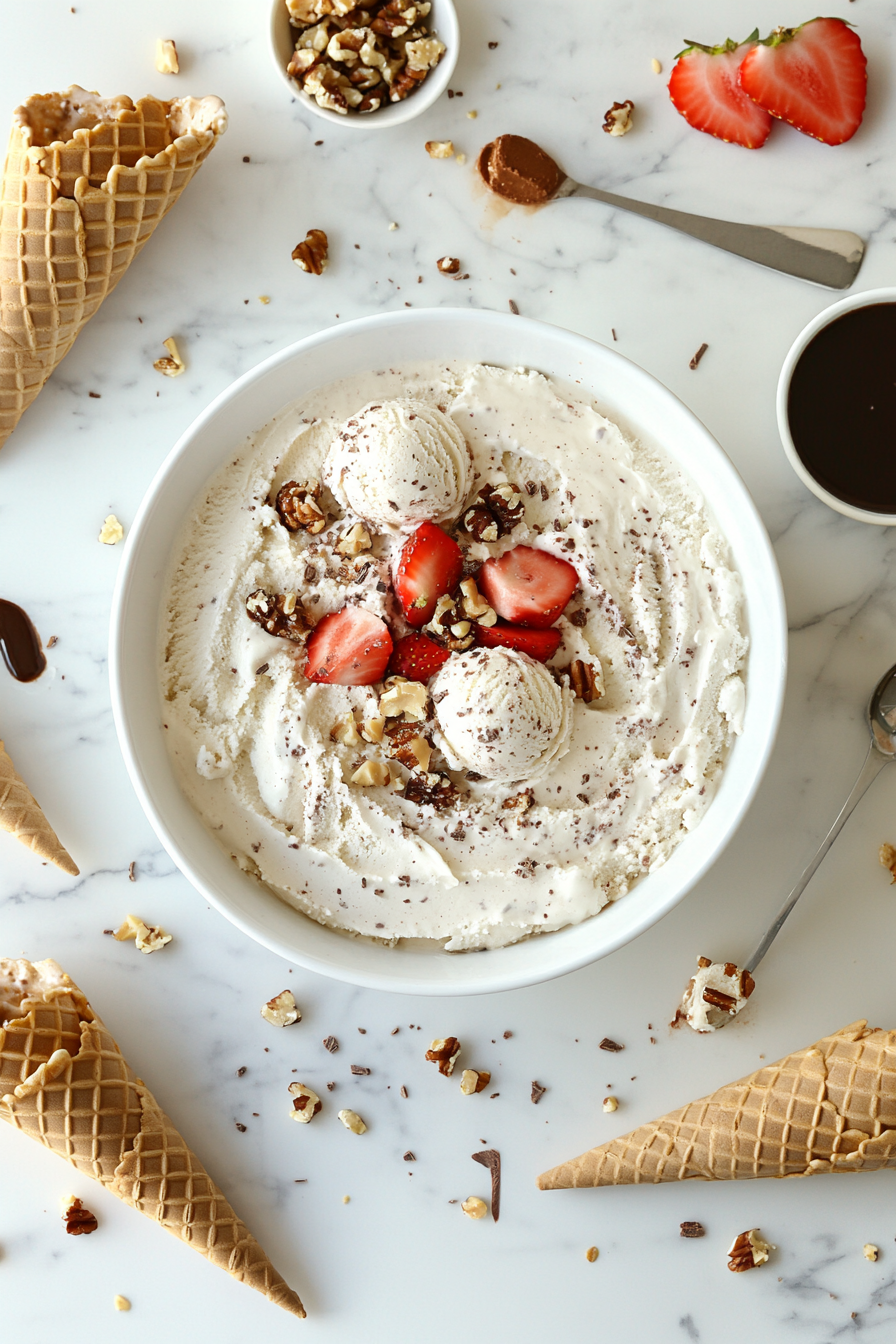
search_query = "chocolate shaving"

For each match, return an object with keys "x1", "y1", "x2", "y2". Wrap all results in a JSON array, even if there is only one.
[
  {"x1": 400, "y1": 1085, "x2": 408, "y2": 1098},
  {"x1": 236, "y1": 1066, "x2": 247, "y2": 1076},
  {"x1": 530, "y1": 1080, "x2": 546, "y2": 1104},
  {"x1": 680, "y1": 1221, "x2": 705, "y2": 1238},
  {"x1": 323, "y1": 1035, "x2": 339, "y2": 1052},
  {"x1": 599, "y1": 1037, "x2": 624, "y2": 1052},
  {"x1": 403, "y1": 1150, "x2": 416, "y2": 1161},
  {"x1": 472, "y1": 1148, "x2": 501, "y2": 1222},
  {"x1": 127, "y1": 861, "x2": 136, "y2": 882},
  {"x1": 63, "y1": 1197, "x2": 98, "y2": 1235},
  {"x1": 503, "y1": 1030, "x2": 513, "y2": 1039},
  {"x1": 689, "y1": 342, "x2": 709, "y2": 370},
  {"x1": 350, "y1": 1064, "x2": 371, "y2": 1075}
]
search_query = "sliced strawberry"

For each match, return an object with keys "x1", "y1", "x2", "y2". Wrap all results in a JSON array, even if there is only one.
[
  {"x1": 304, "y1": 606, "x2": 393, "y2": 685},
  {"x1": 475, "y1": 621, "x2": 562, "y2": 663},
  {"x1": 393, "y1": 522, "x2": 464, "y2": 629},
  {"x1": 389, "y1": 632, "x2": 451, "y2": 681},
  {"x1": 477, "y1": 545, "x2": 579, "y2": 629},
  {"x1": 738, "y1": 18, "x2": 866, "y2": 146},
  {"x1": 668, "y1": 34, "x2": 772, "y2": 148}
]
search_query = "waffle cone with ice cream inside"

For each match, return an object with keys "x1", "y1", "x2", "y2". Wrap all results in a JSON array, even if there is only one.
[
  {"x1": 0, "y1": 958, "x2": 304, "y2": 1317},
  {"x1": 537, "y1": 1022, "x2": 896, "y2": 1190},
  {"x1": 0, "y1": 739, "x2": 78, "y2": 874},
  {"x1": 0, "y1": 85, "x2": 226, "y2": 448}
]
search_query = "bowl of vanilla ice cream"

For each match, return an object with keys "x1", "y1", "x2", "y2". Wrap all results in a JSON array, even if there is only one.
[{"x1": 111, "y1": 308, "x2": 786, "y2": 995}]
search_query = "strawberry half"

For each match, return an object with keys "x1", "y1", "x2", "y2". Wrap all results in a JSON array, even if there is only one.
[
  {"x1": 738, "y1": 18, "x2": 867, "y2": 146},
  {"x1": 393, "y1": 523, "x2": 464, "y2": 629},
  {"x1": 475, "y1": 621, "x2": 562, "y2": 664},
  {"x1": 304, "y1": 606, "x2": 393, "y2": 685},
  {"x1": 668, "y1": 34, "x2": 772, "y2": 148},
  {"x1": 477, "y1": 545, "x2": 579, "y2": 629},
  {"x1": 389, "y1": 632, "x2": 451, "y2": 681}
]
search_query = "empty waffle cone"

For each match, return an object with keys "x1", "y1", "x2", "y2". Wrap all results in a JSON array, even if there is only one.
[
  {"x1": 0, "y1": 958, "x2": 304, "y2": 1317},
  {"x1": 0, "y1": 85, "x2": 227, "y2": 448},
  {"x1": 538, "y1": 1022, "x2": 896, "y2": 1190},
  {"x1": 0, "y1": 739, "x2": 78, "y2": 874}
]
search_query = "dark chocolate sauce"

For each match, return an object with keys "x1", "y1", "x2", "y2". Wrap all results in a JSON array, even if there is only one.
[
  {"x1": 787, "y1": 303, "x2": 896, "y2": 513},
  {"x1": 0, "y1": 600, "x2": 46, "y2": 681}
]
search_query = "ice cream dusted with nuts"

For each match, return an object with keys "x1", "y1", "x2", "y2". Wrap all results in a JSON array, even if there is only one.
[
  {"x1": 162, "y1": 360, "x2": 747, "y2": 950},
  {"x1": 676, "y1": 956, "x2": 756, "y2": 1032}
]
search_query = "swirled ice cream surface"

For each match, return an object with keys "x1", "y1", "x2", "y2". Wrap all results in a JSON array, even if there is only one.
[{"x1": 161, "y1": 361, "x2": 747, "y2": 950}]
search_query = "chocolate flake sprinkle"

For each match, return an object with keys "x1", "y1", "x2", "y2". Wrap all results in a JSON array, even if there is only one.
[
  {"x1": 531, "y1": 1080, "x2": 546, "y2": 1104},
  {"x1": 236, "y1": 1066, "x2": 247, "y2": 1077},
  {"x1": 323, "y1": 1036, "x2": 339, "y2": 1052},
  {"x1": 400, "y1": 1085, "x2": 408, "y2": 1098},
  {"x1": 350, "y1": 1065, "x2": 371, "y2": 1075},
  {"x1": 128, "y1": 861, "x2": 136, "y2": 882},
  {"x1": 599, "y1": 1037, "x2": 624, "y2": 1052},
  {"x1": 689, "y1": 342, "x2": 709, "y2": 370},
  {"x1": 403, "y1": 1150, "x2": 416, "y2": 1161},
  {"x1": 680, "y1": 1221, "x2": 705, "y2": 1238},
  {"x1": 471, "y1": 1149, "x2": 501, "y2": 1222},
  {"x1": 503, "y1": 1030, "x2": 513, "y2": 1039},
  {"x1": 235, "y1": 1122, "x2": 247, "y2": 1132}
]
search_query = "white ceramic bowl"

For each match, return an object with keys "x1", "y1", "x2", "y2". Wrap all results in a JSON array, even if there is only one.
[
  {"x1": 110, "y1": 309, "x2": 786, "y2": 996},
  {"x1": 777, "y1": 287, "x2": 896, "y2": 525},
  {"x1": 269, "y1": 0, "x2": 459, "y2": 130}
]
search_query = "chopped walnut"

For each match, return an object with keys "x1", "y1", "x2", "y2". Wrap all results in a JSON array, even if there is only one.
[
  {"x1": 424, "y1": 593, "x2": 474, "y2": 650},
  {"x1": 437, "y1": 255, "x2": 461, "y2": 274},
  {"x1": 276, "y1": 479, "x2": 327, "y2": 533},
  {"x1": 461, "y1": 1195, "x2": 488, "y2": 1220},
  {"x1": 559, "y1": 659, "x2": 604, "y2": 703},
  {"x1": 462, "y1": 481, "x2": 524, "y2": 541},
  {"x1": 338, "y1": 1107, "x2": 367, "y2": 1134},
  {"x1": 113, "y1": 914, "x2": 172, "y2": 954},
  {"x1": 288, "y1": 1081, "x2": 322, "y2": 1122},
  {"x1": 331, "y1": 711, "x2": 364, "y2": 747},
  {"x1": 261, "y1": 989, "x2": 301, "y2": 1026},
  {"x1": 379, "y1": 676, "x2": 428, "y2": 720},
  {"x1": 426, "y1": 1036, "x2": 461, "y2": 1076},
  {"x1": 386, "y1": 722, "x2": 433, "y2": 773},
  {"x1": 585, "y1": 1245, "x2": 600, "y2": 1262},
  {"x1": 246, "y1": 588, "x2": 312, "y2": 641},
  {"x1": 727, "y1": 1229, "x2": 774, "y2": 1272},
  {"x1": 680, "y1": 1222, "x2": 705, "y2": 1238},
  {"x1": 98, "y1": 514, "x2": 124, "y2": 545},
  {"x1": 460, "y1": 1068, "x2": 490, "y2": 1095},
  {"x1": 863, "y1": 1243, "x2": 879, "y2": 1262},
  {"x1": 879, "y1": 842, "x2": 896, "y2": 882},
  {"x1": 113, "y1": 1296, "x2": 131, "y2": 1312},
  {"x1": 63, "y1": 1196, "x2": 98, "y2": 1234},
  {"x1": 425, "y1": 139, "x2": 454, "y2": 158},
  {"x1": 502, "y1": 787, "x2": 534, "y2": 813},
  {"x1": 335, "y1": 521, "x2": 372, "y2": 555},
  {"x1": 406, "y1": 34, "x2": 445, "y2": 69},
  {"x1": 155, "y1": 39, "x2": 179, "y2": 74},
  {"x1": 287, "y1": 0, "x2": 355, "y2": 23},
  {"x1": 603, "y1": 100, "x2": 634, "y2": 135},
  {"x1": 351, "y1": 759, "x2": 391, "y2": 787},
  {"x1": 404, "y1": 770, "x2": 458, "y2": 809},
  {"x1": 602, "y1": 1095, "x2": 618, "y2": 1112},
  {"x1": 360, "y1": 714, "x2": 386, "y2": 744},
  {"x1": 292, "y1": 228, "x2": 329, "y2": 274},
  {"x1": 153, "y1": 335, "x2": 185, "y2": 376}
]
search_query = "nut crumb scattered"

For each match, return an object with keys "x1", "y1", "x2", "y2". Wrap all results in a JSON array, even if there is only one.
[
  {"x1": 437, "y1": 256, "x2": 461, "y2": 275},
  {"x1": 728, "y1": 1228, "x2": 774, "y2": 1272},
  {"x1": 259, "y1": 295, "x2": 270, "y2": 304},
  {"x1": 585, "y1": 1245, "x2": 599, "y2": 1262},
  {"x1": 651, "y1": 57, "x2": 662, "y2": 73},
  {"x1": 292, "y1": 228, "x2": 329, "y2": 275},
  {"x1": 456, "y1": 152, "x2": 467, "y2": 165},
  {"x1": 338, "y1": 1108, "x2": 367, "y2": 1134},
  {"x1": 342, "y1": 1195, "x2": 350, "y2": 1204},
  {"x1": 461, "y1": 1195, "x2": 488, "y2": 1220},
  {"x1": 261, "y1": 989, "x2": 301, "y2": 1026},
  {"x1": 680, "y1": 1221, "x2": 705, "y2": 1238},
  {"x1": 602, "y1": 1095, "x2": 618, "y2": 1112},
  {"x1": 531, "y1": 1081, "x2": 546, "y2": 1104},
  {"x1": 426, "y1": 1036, "x2": 461, "y2": 1075},
  {"x1": 112, "y1": 913, "x2": 171, "y2": 953},
  {"x1": 603, "y1": 100, "x2": 634, "y2": 135},
  {"x1": 46, "y1": 635, "x2": 58, "y2": 648},
  {"x1": 863, "y1": 1243, "x2": 879, "y2": 1262},
  {"x1": 153, "y1": 335, "x2": 185, "y2": 377},
  {"x1": 288, "y1": 1081, "x2": 322, "y2": 1122},
  {"x1": 98, "y1": 514, "x2": 124, "y2": 545},
  {"x1": 63, "y1": 1196, "x2": 98, "y2": 1234},
  {"x1": 460, "y1": 1068, "x2": 490, "y2": 1095},
  {"x1": 113, "y1": 1295, "x2": 131, "y2": 1312},
  {"x1": 155, "y1": 38, "x2": 179, "y2": 73},
  {"x1": 425, "y1": 139, "x2": 454, "y2": 158},
  {"x1": 388, "y1": 221, "x2": 398, "y2": 231},
  {"x1": 879, "y1": 843, "x2": 896, "y2": 881},
  {"x1": 689, "y1": 342, "x2": 709, "y2": 370}
]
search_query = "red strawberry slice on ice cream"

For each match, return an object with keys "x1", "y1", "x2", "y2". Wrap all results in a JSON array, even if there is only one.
[
  {"x1": 475, "y1": 621, "x2": 562, "y2": 663},
  {"x1": 393, "y1": 522, "x2": 464, "y2": 628},
  {"x1": 668, "y1": 34, "x2": 772, "y2": 148},
  {"x1": 477, "y1": 545, "x2": 579, "y2": 629},
  {"x1": 304, "y1": 606, "x2": 393, "y2": 685},
  {"x1": 389, "y1": 632, "x2": 451, "y2": 680},
  {"x1": 738, "y1": 18, "x2": 867, "y2": 146}
]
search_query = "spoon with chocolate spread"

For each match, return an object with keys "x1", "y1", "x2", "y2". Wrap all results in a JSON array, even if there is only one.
[{"x1": 478, "y1": 135, "x2": 864, "y2": 289}]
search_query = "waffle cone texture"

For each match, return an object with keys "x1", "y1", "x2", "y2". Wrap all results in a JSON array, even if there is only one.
[
  {"x1": 0, "y1": 86, "x2": 227, "y2": 448},
  {"x1": 0, "y1": 958, "x2": 304, "y2": 1317},
  {"x1": 0, "y1": 739, "x2": 78, "y2": 874},
  {"x1": 538, "y1": 1022, "x2": 896, "y2": 1190}
]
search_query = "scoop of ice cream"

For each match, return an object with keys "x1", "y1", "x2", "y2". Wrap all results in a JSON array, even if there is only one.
[
  {"x1": 477, "y1": 134, "x2": 564, "y2": 205},
  {"x1": 324, "y1": 399, "x2": 472, "y2": 532},
  {"x1": 431, "y1": 646, "x2": 572, "y2": 784},
  {"x1": 678, "y1": 957, "x2": 755, "y2": 1033}
]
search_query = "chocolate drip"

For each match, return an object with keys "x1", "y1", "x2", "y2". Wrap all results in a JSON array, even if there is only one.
[{"x1": 0, "y1": 600, "x2": 46, "y2": 681}]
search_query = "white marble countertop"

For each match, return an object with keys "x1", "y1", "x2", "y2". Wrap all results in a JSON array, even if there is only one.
[{"x1": 1, "y1": 1, "x2": 894, "y2": 1339}]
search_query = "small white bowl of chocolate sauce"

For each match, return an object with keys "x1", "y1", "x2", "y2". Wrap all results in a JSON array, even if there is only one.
[{"x1": 778, "y1": 288, "x2": 896, "y2": 525}]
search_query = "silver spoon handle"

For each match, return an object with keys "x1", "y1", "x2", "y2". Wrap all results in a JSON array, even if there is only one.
[
  {"x1": 561, "y1": 180, "x2": 864, "y2": 289},
  {"x1": 744, "y1": 743, "x2": 888, "y2": 973}
]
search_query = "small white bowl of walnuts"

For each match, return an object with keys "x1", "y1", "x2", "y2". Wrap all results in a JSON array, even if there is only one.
[{"x1": 270, "y1": 0, "x2": 459, "y2": 128}]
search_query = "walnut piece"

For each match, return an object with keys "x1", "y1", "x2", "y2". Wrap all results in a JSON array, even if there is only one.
[
  {"x1": 727, "y1": 1228, "x2": 774, "y2": 1272},
  {"x1": 425, "y1": 140, "x2": 454, "y2": 158},
  {"x1": 559, "y1": 659, "x2": 604, "y2": 703},
  {"x1": 680, "y1": 1221, "x2": 705, "y2": 1238},
  {"x1": 338, "y1": 1107, "x2": 367, "y2": 1134},
  {"x1": 351, "y1": 759, "x2": 391, "y2": 787},
  {"x1": 113, "y1": 914, "x2": 172, "y2": 954},
  {"x1": 461, "y1": 1195, "x2": 488, "y2": 1220},
  {"x1": 288, "y1": 1081, "x2": 322, "y2": 1122},
  {"x1": 879, "y1": 842, "x2": 896, "y2": 882},
  {"x1": 331, "y1": 711, "x2": 364, "y2": 747},
  {"x1": 386, "y1": 722, "x2": 433, "y2": 773},
  {"x1": 335, "y1": 521, "x2": 372, "y2": 555},
  {"x1": 459, "y1": 1068, "x2": 490, "y2": 1095},
  {"x1": 153, "y1": 335, "x2": 185, "y2": 377},
  {"x1": 404, "y1": 770, "x2": 458, "y2": 809},
  {"x1": 63, "y1": 1196, "x2": 98, "y2": 1234},
  {"x1": 603, "y1": 99, "x2": 634, "y2": 135},
  {"x1": 863, "y1": 1243, "x2": 879, "y2": 1262},
  {"x1": 379, "y1": 677, "x2": 428, "y2": 720},
  {"x1": 602, "y1": 1095, "x2": 618, "y2": 1112},
  {"x1": 98, "y1": 514, "x2": 124, "y2": 545},
  {"x1": 155, "y1": 39, "x2": 179, "y2": 74},
  {"x1": 426, "y1": 1036, "x2": 461, "y2": 1076},
  {"x1": 425, "y1": 593, "x2": 474, "y2": 650},
  {"x1": 292, "y1": 228, "x2": 329, "y2": 275},
  {"x1": 462, "y1": 481, "x2": 524, "y2": 541},
  {"x1": 360, "y1": 714, "x2": 386, "y2": 744},
  {"x1": 437, "y1": 255, "x2": 460, "y2": 274},
  {"x1": 261, "y1": 989, "x2": 301, "y2": 1027},
  {"x1": 246, "y1": 588, "x2": 312, "y2": 641},
  {"x1": 276, "y1": 479, "x2": 327, "y2": 533},
  {"x1": 113, "y1": 1296, "x2": 131, "y2": 1312}
]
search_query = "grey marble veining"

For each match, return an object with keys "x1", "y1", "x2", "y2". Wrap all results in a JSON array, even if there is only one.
[{"x1": 0, "y1": 1, "x2": 894, "y2": 1340}]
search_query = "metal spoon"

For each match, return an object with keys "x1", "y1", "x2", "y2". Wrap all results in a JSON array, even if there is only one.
[
  {"x1": 555, "y1": 175, "x2": 865, "y2": 289},
  {"x1": 688, "y1": 660, "x2": 896, "y2": 1029}
]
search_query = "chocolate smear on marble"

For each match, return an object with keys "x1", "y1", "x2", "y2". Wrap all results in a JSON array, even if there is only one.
[
  {"x1": 0, "y1": 599, "x2": 46, "y2": 681},
  {"x1": 472, "y1": 1149, "x2": 501, "y2": 1222}
]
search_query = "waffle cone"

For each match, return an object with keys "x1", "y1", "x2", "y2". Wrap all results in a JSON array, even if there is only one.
[
  {"x1": 0, "y1": 739, "x2": 78, "y2": 874},
  {"x1": 0, "y1": 958, "x2": 304, "y2": 1317},
  {"x1": 0, "y1": 86, "x2": 227, "y2": 448},
  {"x1": 537, "y1": 1022, "x2": 896, "y2": 1190}
]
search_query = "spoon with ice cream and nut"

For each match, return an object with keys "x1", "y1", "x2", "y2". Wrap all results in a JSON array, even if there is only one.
[
  {"x1": 677, "y1": 660, "x2": 896, "y2": 1032},
  {"x1": 477, "y1": 134, "x2": 864, "y2": 290}
]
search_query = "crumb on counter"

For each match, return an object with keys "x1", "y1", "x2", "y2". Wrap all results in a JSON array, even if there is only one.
[{"x1": 98, "y1": 514, "x2": 124, "y2": 545}]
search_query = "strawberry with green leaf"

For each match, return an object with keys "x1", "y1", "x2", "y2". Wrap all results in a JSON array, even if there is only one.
[
  {"x1": 738, "y1": 18, "x2": 867, "y2": 146},
  {"x1": 668, "y1": 32, "x2": 773, "y2": 148}
]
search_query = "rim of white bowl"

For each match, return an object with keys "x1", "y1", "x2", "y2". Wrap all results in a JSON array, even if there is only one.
[
  {"x1": 110, "y1": 308, "x2": 787, "y2": 997},
  {"x1": 268, "y1": 0, "x2": 460, "y2": 129},
  {"x1": 777, "y1": 286, "x2": 896, "y2": 526}
]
